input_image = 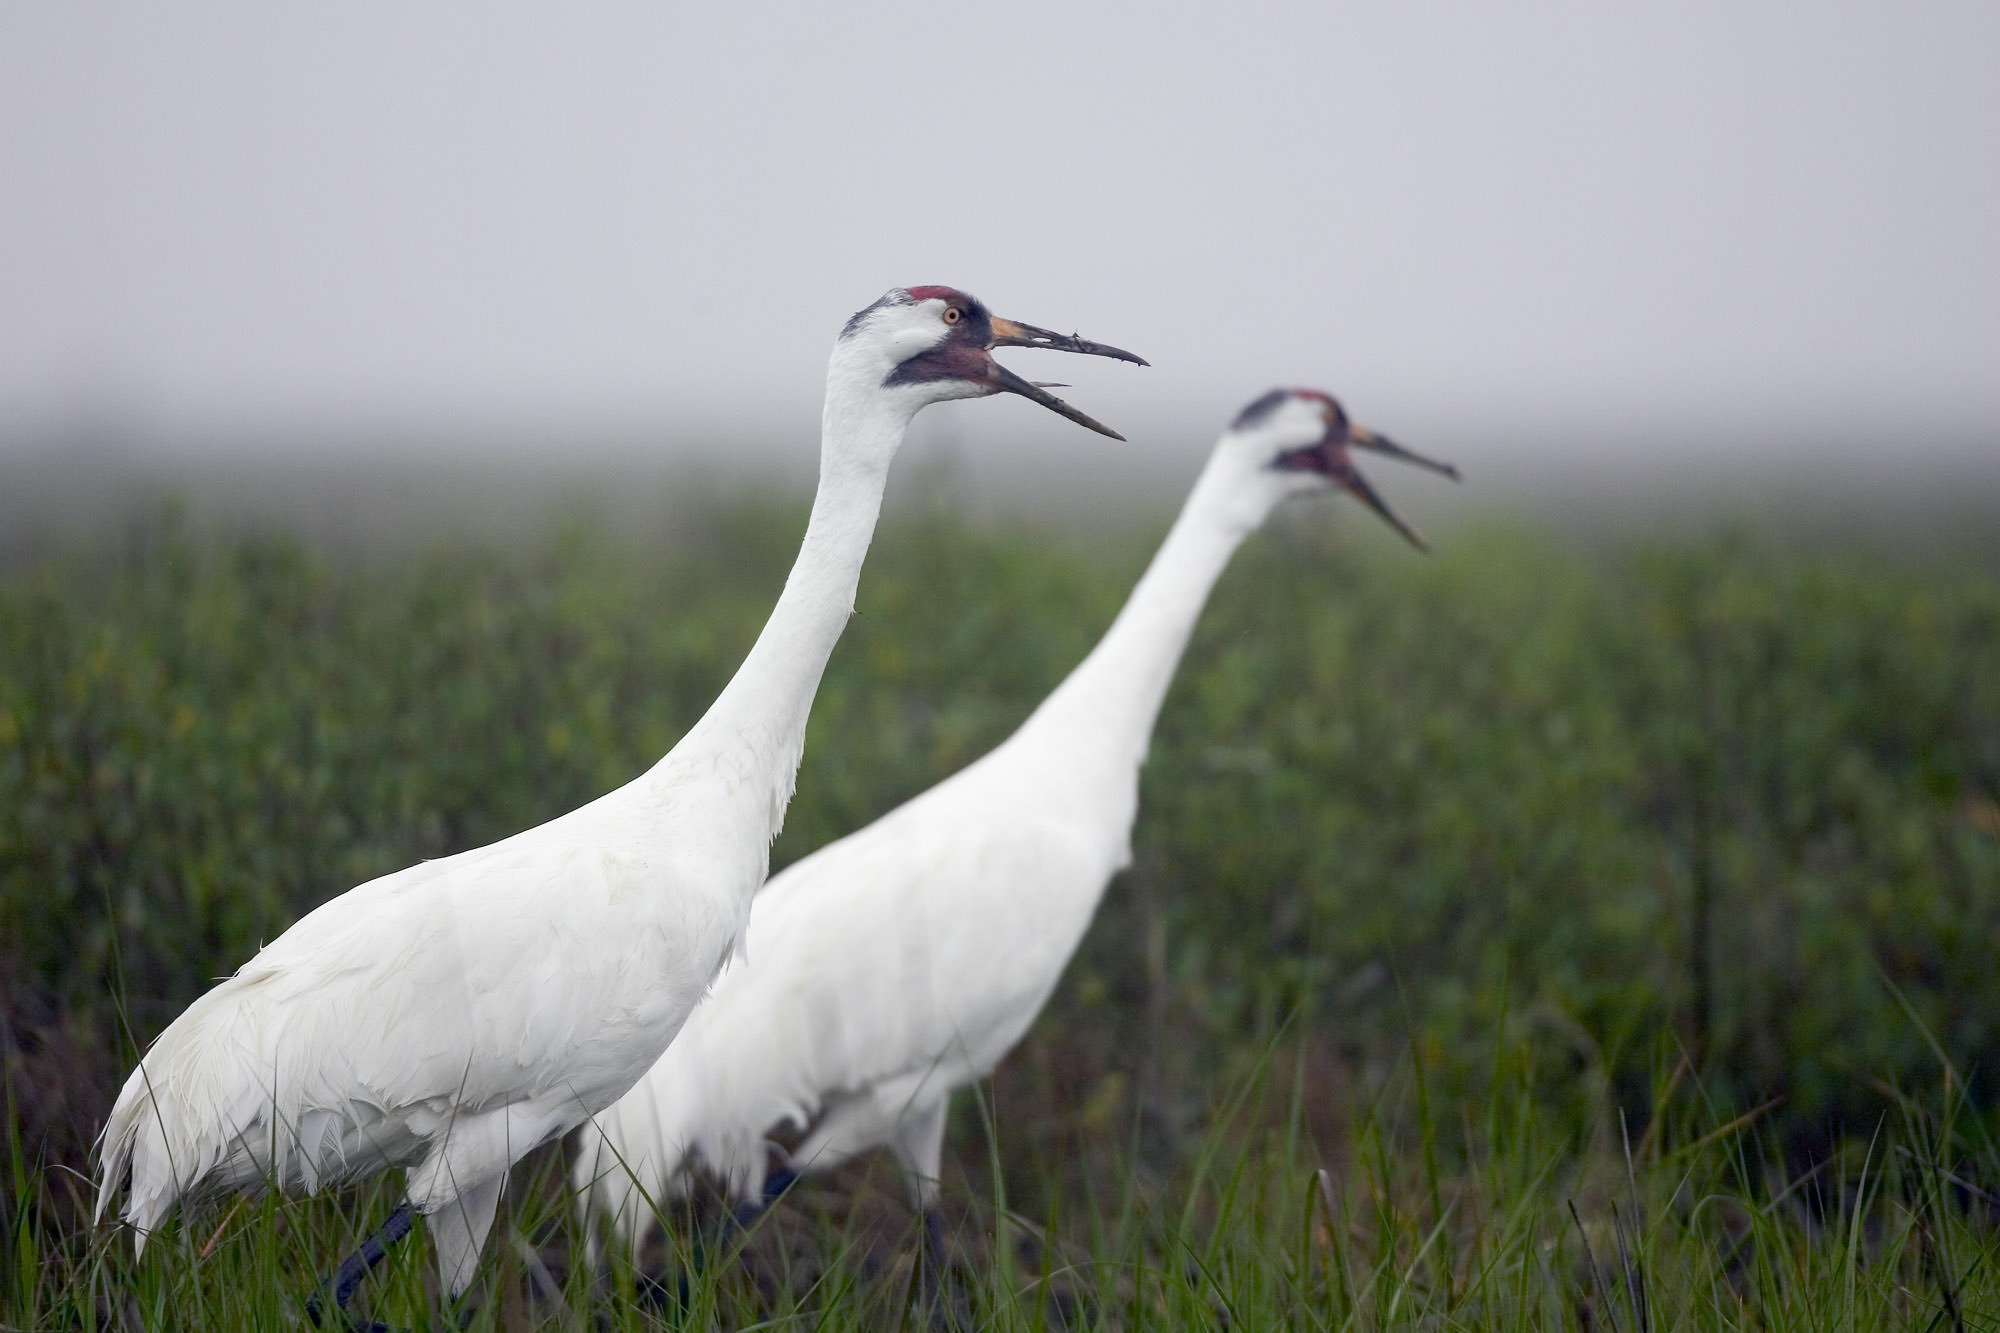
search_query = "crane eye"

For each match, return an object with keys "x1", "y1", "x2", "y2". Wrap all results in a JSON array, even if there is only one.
[{"x1": 942, "y1": 307, "x2": 961, "y2": 325}]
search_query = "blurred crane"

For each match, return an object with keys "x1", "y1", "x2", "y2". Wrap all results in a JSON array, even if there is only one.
[
  {"x1": 94, "y1": 286, "x2": 1143, "y2": 1325},
  {"x1": 573, "y1": 387, "x2": 1458, "y2": 1275}
]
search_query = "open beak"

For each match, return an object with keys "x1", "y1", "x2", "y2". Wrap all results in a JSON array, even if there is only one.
[
  {"x1": 1323, "y1": 425, "x2": 1461, "y2": 553},
  {"x1": 985, "y1": 315, "x2": 1148, "y2": 441},
  {"x1": 989, "y1": 316, "x2": 1150, "y2": 367}
]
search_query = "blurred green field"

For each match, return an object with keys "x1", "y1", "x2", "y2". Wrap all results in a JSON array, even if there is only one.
[{"x1": 2, "y1": 489, "x2": 1998, "y2": 1327}]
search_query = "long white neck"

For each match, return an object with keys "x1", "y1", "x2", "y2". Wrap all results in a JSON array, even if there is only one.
[
  {"x1": 1010, "y1": 447, "x2": 1268, "y2": 806},
  {"x1": 657, "y1": 367, "x2": 911, "y2": 853}
]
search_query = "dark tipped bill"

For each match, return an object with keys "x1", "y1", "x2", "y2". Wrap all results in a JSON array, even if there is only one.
[
  {"x1": 991, "y1": 362, "x2": 1126, "y2": 440},
  {"x1": 1350, "y1": 426, "x2": 1461, "y2": 481},
  {"x1": 989, "y1": 316, "x2": 1150, "y2": 367},
  {"x1": 1332, "y1": 458, "x2": 1431, "y2": 552}
]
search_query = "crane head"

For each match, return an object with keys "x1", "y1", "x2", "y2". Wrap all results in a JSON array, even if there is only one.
[
  {"x1": 1233, "y1": 388, "x2": 1459, "y2": 551},
  {"x1": 842, "y1": 286, "x2": 1147, "y2": 440}
]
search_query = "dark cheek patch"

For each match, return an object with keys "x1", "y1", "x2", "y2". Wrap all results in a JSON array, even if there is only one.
[
  {"x1": 874, "y1": 287, "x2": 997, "y2": 388},
  {"x1": 1272, "y1": 443, "x2": 1339, "y2": 475},
  {"x1": 883, "y1": 337, "x2": 989, "y2": 389}
]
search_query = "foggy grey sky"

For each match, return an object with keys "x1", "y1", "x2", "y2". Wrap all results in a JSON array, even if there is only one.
[{"x1": 2, "y1": 3, "x2": 1996, "y2": 479}]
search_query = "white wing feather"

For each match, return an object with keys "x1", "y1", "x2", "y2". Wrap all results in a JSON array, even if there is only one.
[{"x1": 98, "y1": 781, "x2": 746, "y2": 1244}]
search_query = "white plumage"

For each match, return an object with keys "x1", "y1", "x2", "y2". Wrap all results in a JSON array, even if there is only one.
[
  {"x1": 93, "y1": 285, "x2": 1140, "y2": 1304},
  {"x1": 574, "y1": 387, "x2": 1457, "y2": 1256}
]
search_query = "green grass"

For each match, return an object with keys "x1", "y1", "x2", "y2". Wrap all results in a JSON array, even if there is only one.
[
  {"x1": 10, "y1": 1033, "x2": 2000, "y2": 1328},
  {"x1": 3, "y1": 490, "x2": 1998, "y2": 1327}
]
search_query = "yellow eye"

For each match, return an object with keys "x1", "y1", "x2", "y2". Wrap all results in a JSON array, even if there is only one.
[{"x1": 943, "y1": 307, "x2": 961, "y2": 325}]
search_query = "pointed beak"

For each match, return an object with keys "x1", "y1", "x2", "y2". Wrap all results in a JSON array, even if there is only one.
[
  {"x1": 982, "y1": 314, "x2": 1148, "y2": 441},
  {"x1": 986, "y1": 361, "x2": 1128, "y2": 439},
  {"x1": 1349, "y1": 425, "x2": 1460, "y2": 481},
  {"x1": 1322, "y1": 424, "x2": 1460, "y2": 553},
  {"x1": 988, "y1": 316, "x2": 1150, "y2": 367}
]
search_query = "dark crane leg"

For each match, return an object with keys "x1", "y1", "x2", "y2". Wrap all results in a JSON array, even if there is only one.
[{"x1": 305, "y1": 1202, "x2": 414, "y2": 1331}]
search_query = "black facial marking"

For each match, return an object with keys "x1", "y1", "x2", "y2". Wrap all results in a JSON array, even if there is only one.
[
  {"x1": 882, "y1": 336, "x2": 984, "y2": 388},
  {"x1": 1231, "y1": 388, "x2": 1293, "y2": 431},
  {"x1": 880, "y1": 294, "x2": 996, "y2": 389},
  {"x1": 1234, "y1": 388, "x2": 1347, "y2": 435},
  {"x1": 1270, "y1": 444, "x2": 1331, "y2": 474},
  {"x1": 936, "y1": 293, "x2": 993, "y2": 348}
]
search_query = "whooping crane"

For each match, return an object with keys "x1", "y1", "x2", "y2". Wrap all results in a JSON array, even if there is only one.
[
  {"x1": 93, "y1": 286, "x2": 1144, "y2": 1322},
  {"x1": 573, "y1": 387, "x2": 1458, "y2": 1271}
]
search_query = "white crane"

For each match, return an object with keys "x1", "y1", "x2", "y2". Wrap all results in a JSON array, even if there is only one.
[
  {"x1": 572, "y1": 387, "x2": 1458, "y2": 1270},
  {"x1": 93, "y1": 285, "x2": 1144, "y2": 1323}
]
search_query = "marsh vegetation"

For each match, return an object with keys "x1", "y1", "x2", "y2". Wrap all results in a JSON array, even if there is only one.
[{"x1": 3, "y1": 490, "x2": 1996, "y2": 1328}]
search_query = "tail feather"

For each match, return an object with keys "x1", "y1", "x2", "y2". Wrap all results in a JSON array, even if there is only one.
[
  {"x1": 93, "y1": 980, "x2": 319, "y2": 1246},
  {"x1": 96, "y1": 1050, "x2": 256, "y2": 1245}
]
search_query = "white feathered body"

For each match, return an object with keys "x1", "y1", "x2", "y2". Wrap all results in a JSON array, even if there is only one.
[
  {"x1": 98, "y1": 730, "x2": 784, "y2": 1241},
  {"x1": 92, "y1": 296, "x2": 986, "y2": 1293},
  {"x1": 579, "y1": 730, "x2": 1135, "y2": 1227},
  {"x1": 577, "y1": 429, "x2": 1294, "y2": 1247}
]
